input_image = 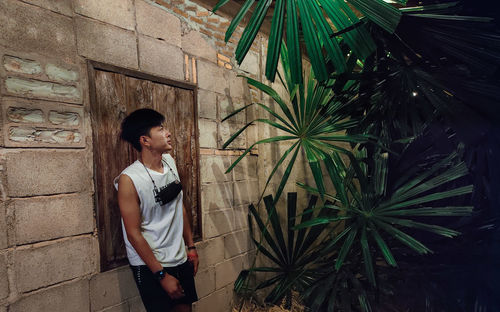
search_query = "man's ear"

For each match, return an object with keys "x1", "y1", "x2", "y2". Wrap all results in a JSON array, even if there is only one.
[{"x1": 139, "y1": 135, "x2": 149, "y2": 148}]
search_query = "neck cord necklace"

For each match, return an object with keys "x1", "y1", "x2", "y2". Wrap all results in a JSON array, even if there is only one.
[{"x1": 140, "y1": 157, "x2": 180, "y2": 193}]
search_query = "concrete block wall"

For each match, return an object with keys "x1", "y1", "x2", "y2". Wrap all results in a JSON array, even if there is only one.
[{"x1": 0, "y1": 0, "x2": 301, "y2": 311}]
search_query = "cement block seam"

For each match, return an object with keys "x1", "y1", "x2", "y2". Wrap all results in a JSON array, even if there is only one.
[{"x1": 13, "y1": 234, "x2": 96, "y2": 294}]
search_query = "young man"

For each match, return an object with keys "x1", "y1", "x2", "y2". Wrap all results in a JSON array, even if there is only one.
[{"x1": 114, "y1": 108, "x2": 199, "y2": 312}]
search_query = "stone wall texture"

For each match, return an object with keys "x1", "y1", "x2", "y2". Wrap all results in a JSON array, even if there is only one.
[{"x1": 0, "y1": 0, "x2": 308, "y2": 311}]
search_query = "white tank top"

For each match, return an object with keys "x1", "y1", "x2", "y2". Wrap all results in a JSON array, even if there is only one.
[{"x1": 114, "y1": 153, "x2": 187, "y2": 267}]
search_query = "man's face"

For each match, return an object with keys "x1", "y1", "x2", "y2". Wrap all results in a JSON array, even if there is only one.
[{"x1": 144, "y1": 124, "x2": 172, "y2": 153}]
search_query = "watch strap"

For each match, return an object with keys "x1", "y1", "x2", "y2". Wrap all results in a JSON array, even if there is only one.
[{"x1": 153, "y1": 269, "x2": 166, "y2": 281}]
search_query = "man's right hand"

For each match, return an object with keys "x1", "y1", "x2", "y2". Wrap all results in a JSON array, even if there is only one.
[{"x1": 160, "y1": 274, "x2": 185, "y2": 299}]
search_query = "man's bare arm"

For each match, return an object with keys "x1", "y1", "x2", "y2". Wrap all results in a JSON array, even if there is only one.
[
  {"x1": 118, "y1": 174, "x2": 184, "y2": 298},
  {"x1": 183, "y1": 206, "x2": 198, "y2": 275}
]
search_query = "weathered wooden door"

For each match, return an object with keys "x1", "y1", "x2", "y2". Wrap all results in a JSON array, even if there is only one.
[{"x1": 89, "y1": 64, "x2": 200, "y2": 271}]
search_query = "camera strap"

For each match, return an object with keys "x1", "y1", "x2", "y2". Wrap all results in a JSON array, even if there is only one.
[
  {"x1": 140, "y1": 157, "x2": 180, "y2": 193},
  {"x1": 162, "y1": 158, "x2": 180, "y2": 183}
]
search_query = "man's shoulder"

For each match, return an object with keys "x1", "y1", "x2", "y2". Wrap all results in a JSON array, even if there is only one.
[
  {"x1": 122, "y1": 160, "x2": 142, "y2": 174},
  {"x1": 114, "y1": 160, "x2": 143, "y2": 190}
]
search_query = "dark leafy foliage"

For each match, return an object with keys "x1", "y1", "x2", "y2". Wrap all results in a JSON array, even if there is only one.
[
  {"x1": 234, "y1": 193, "x2": 334, "y2": 306},
  {"x1": 213, "y1": 0, "x2": 399, "y2": 82},
  {"x1": 222, "y1": 43, "x2": 372, "y2": 204},
  {"x1": 332, "y1": 4, "x2": 500, "y2": 310},
  {"x1": 214, "y1": 0, "x2": 500, "y2": 311}
]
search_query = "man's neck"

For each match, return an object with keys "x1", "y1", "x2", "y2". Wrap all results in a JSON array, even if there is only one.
[{"x1": 140, "y1": 149, "x2": 163, "y2": 172}]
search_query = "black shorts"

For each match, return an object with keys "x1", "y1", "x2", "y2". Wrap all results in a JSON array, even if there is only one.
[{"x1": 130, "y1": 261, "x2": 198, "y2": 312}]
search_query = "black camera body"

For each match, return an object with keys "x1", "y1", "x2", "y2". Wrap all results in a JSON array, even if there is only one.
[{"x1": 154, "y1": 180, "x2": 182, "y2": 206}]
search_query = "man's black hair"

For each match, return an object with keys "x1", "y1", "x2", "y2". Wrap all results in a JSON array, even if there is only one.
[{"x1": 120, "y1": 108, "x2": 165, "y2": 151}]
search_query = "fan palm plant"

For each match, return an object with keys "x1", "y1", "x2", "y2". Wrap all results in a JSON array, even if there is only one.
[
  {"x1": 370, "y1": 125, "x2": 500, "y2": 312},
  {"x1": 295, "y1": 143, "x2": 473, "y2": 310},
  {"x1": 212, "y1": 0, "x2": 401, "y2": 83},
  {"x1": 342, "y1": 2, "x2": 500, "y2": 149},
  {"x1": 332, "y1": 7, "x2": 500, "y2": 309},
  {"x1": 222, "y1": 42, "x2": 373, "y2": 204},
  {"x1": 235, "y1": 192, "x2": 336, "y2": 307},
  {"x1": 302, "y1": 260, "x2": 374, "y2": 312}
]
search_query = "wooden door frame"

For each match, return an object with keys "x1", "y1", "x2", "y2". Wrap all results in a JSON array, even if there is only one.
[{"x1": 87, "y1": 60, "x2": 202, "y2": 271}]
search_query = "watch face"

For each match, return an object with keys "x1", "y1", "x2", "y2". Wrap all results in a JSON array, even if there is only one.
[{"x1": 155, "y1": 270, "x2": 165, "y2": 281}]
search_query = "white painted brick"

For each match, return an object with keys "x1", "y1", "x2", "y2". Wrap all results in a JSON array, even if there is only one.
[
  {"x1": 224, "y1": 229, "x2": 252, "y2": 259},
  {"x1": 218, "y1": 95, "x2": 246, "y2": 124},
  {"x1": 198, "y1": 119, "x2": 217, "y2": 148},
  {"x1": 193, "y1": 285, "x2": 232, "y2": 312},
  {"x1": 204, "y1": 209, "x2": 234, "y2": 239},
  {"x1": 270, "y1": 78, "x2": 289, "y2": 103},
  {"x1": 228, "y1": 73, "x2": 247, "y2": 99},
  {"x1": 10, "y1": 279, "x2": 90, "y2": 312},
  {"x1": 128, "y1": 296, "x2": 146, "y2": 312},
  {"x1": 197, "y1": 89, "x2": 217, "y2": 119},
  {"x1": 74, "y1": 0, "x2": 135, "y2": 30},
  {"x1": 201, "y1": 182, "x2": 233, "y2": 211},
  {"x1": 14, "y1": 236, "x2": 95, "y2": 292},
  {"x1": 195, "y1": 237, "x2": 224, "y2": 271},
  {"x1": 90, "y1": 266, "x2": 139, "y2": 311},
  {"x1": 232, "y1": 155, "x2": 258, "y2": 181},
  {"x1": 246, "y1": 124, "x2": 258, "y2": 148},
  {"x1": 75, "y1": 16, "x2": 138, "y2": 69},
  {"x1": 200, "y1": 155, "x2": 233, "y2": 183},
  {"x1": 215, "y1": 255, "x2": 243, "y2": 289},
  {"x1": 12, "y1": 193, "x2": 94, "y2": 245},
  {"x1": 233, "y1": 205, "x2": 250, "y2": 232},
  {"x1": 136, "y1": 0, "x2": 181, "y2": 47},
  {"x1": 241, "y1": 251, "x2": 256, "y2": 270},
  {"x1": 138, "y1": 36, "x2": 184, "y2": 81},
  {"x1": 218, "y1": 121, "x2": 247, "y2": 149},
  {"x1": 233, "y1": 180, "x2": 259, "y2": 206},
  {"x1": 194, "y1": 268, "x2": 215, "y2": 298}
]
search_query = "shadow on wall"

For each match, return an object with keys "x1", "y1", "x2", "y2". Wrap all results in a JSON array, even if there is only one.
[{"x1": 91, "y1": 265, "x2": 144, "y2": 311}]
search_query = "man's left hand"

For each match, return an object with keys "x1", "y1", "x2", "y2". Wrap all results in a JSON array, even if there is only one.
[{"x1": 187, "y1": 249, "x2": 199, "y2": 276}]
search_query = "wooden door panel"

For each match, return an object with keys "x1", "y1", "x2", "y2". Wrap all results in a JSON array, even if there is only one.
[
  {"x1": 92, "y1": 70, "x2": 129, "y2": 267},
  {"x1": 174, "y1": 88, "x2": 198, "y2": 232},
  {"x1": 153, "y1": 83, "x2": 178, "y2": 160},
  {"x1": 91, "y1": 67, "x2": 200, "y2": 271}
]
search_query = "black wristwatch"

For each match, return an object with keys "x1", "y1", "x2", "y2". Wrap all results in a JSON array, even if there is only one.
[{"x1": 153, "y1": 269, "x2": 166, "y2": 281}]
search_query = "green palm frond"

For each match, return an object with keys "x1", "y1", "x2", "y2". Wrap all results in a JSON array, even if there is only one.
[
  {"x1": 235, "y1": 193, "x2": 332, "y2": 305},
  {"x1": 296, "y1": 146, "x2": 473, "y2": 288},
  {"x1": 303, "y1": 263, "x2": 373, "y2": 312},
  {"x1": 212, "y1": 0, "x2": 400, "y2": 82},
  {"x1": 222, "y1": 42, "x2": 371, "y2": 203}
]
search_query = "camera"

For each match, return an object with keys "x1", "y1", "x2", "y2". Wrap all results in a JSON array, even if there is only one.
[{"x1": 154, "y1": 180, "x2": 182, "y2": 206}]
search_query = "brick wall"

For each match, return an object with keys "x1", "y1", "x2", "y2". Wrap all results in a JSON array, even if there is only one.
[{"x1": 0, "y1": 0, "x2": 301, "y2": 311}]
